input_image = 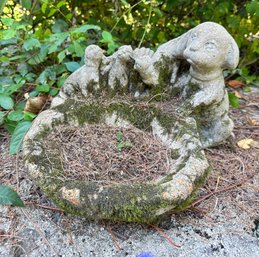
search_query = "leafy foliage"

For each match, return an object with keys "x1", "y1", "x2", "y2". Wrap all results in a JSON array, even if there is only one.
[
  {"x1": 0, "y1": 0, "x2": 258, "y2": 154},
  {"x1": 228, "y1": 92, "x2": 240, "y2": 108},
  {"x1": 9, "y1": 120, "x2": 32, "y2": 154},
  {"x1": 0, "y1": 184, "x2": 25, "y2": 207},
  {"x1": 117, "y1": 131, "x2": 133, "y2": 152}
]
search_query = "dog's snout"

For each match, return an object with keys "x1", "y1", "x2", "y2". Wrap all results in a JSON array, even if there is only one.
[
  {"x1": 188, "y1": 40, "x2": 202, "y2": 52},
  {"x1": 183, "y1": 47, "x2": 193, "y2": 58}
]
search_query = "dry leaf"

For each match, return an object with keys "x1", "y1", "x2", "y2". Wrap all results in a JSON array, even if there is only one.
[
  {"x1": 24, "y1": 92, "x2": 30, "y2": 100},
  {"x1": 24, "y1": 95, "x2": 49, "y2": 114},
  {"x1": 251, "y1": 140, "x2": 259, "y2": 149},
  {"x1": 227, "y1": 80, "x2": 244, "y2": 88},
  {"x1": 234, "y1": 91, "x2": 242, "y2": 98},
  {"x1": 237, "y1": 138, "x2": 256, "y2": 150},
  {"x1": 248, "y1": 118, "x2": 259, "y2": 126}
]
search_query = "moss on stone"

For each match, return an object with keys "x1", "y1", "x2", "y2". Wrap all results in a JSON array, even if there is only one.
[
  {"x1": 53, "y1": 99, "x2": 179, "y2": 134},
  {"x1": 24, "y1": 96, "x2": 211, "y2": 223},
  {"x1": 50, "y1": 181, "x2": 171, "y2": 223},
  {"x1": 174, "y1": 160, "x2": 211, "y2": 212}
]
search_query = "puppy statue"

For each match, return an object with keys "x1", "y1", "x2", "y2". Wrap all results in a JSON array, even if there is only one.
[
  {"x1": 51, "y1": 22, "x2": 239, "y2": 148},
  {"x1": 133, "y1": 22, "x2": 239, "y2": 147}
]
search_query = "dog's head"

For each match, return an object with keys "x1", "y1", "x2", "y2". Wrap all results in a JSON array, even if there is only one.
[
  {"x1": 84, "y1": 45, "x2": 104, "y2": 66},
  {"x1": 182, "y1": 22, "x2": 239, "y2": 72}
]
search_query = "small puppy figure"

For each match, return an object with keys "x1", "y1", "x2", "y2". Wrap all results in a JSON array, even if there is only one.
[
  {"x1": 133, "y1": 22, "x2": 239, "y2": 147},
  {"x1": 52, "y1": 45, "x2": 104, "y2": 107},
  {"x1": 107, "y1": 45, "x2": 133, "y2": 90}
]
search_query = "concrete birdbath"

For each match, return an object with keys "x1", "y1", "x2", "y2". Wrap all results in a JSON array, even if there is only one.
[{"x1": 23, "y1": 22, "x2": 239, "y2": 223}]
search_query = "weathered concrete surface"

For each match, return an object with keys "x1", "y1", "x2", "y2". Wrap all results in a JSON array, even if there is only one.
[{"x1": 1, "y1": 203, "x2": 259, "y2": 257}]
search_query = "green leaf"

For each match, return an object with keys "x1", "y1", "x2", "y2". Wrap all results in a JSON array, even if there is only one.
[
  {"x1": 7, "y1": 110, "x2": 24, "y2": 121},
  {"x1": 22, "y1": 38, "x2": 41, "y2": 51},
  {"x1": 17, "y1": 63, "x2": 29, "y2": 76},
  {"x1": 73, "y1": 41, "x2": 84, "y2": 57},
  {"x1": 9, "y1": 54, "x2": 26, "y2": 61},
  {"x1": 15, "y1": 101, "x2": 26, "y2": 110},
  {"x1": 67, "y1": 43, "x2": 75, "y2": 54},
  {"x1": 244, "y1": 86, "x2": 251, "y2": 92},
  {"x1": 52, "y1": 19, "x2": 68, "y2": 33},
  {"x1": 25, "y1": 72, "x2": 37, "y2": 82},
  {"x1": 37, "y1": 68, "x2": 56, "y2": 84},
  {"x1": 57, "y1": 1, "x2": 66, "y2": 8},
  {"x1": 0, "y1": 94, "x2": 14, "y2": 110},
  {"x1": 40, "y1": 43, "x2": 49, "y2": 57},
  {"x1": 118, "y1": 142, "x2": 124, "y2": 152},
  {"x1": 41, "y1": 3, "x2": 47, "y2": 13},
  {"x1": 47, "y1": 9, "x2": 57, "y2": 17},
  {"x1": 246, "y1": 1, "x2": 259, "y2": 17},
  {"x1": 124, "y1": 141, "x2": 133, "y2": 148},
  {"x1": 0, "y1": 56, "x2": 9, "y2": 61},
  {"x1": 2, "y1": 29, "x2": 16, "y2": 40},
  {"x1": 0, "y1": 111, "x2": 4, "y2": 125},
  {"x1": 57, "y1": 76, "x2": 67, "y2": 88},
  {"x1": 228, "y1": 92, "x2": 240, "y2": 108},
  {"x1": 14, "y1": 76, "x2": 25, "y2": 84},
  {"x1": 58, "y1": 50, "x2": 66, "y2": 63},
  {"x1": 53, "y1": 64, "x2": 66, "y2": 75},
  {"x1": 117, "y1": 131, "x2": 123, "y2": 141},
  {"x1": 0, "y1": 35, "x2": 15, "y2": 45},
  {"x1": 0, "y1": 184, "x2": 25, "y2": 207},
  {"x1": 101, "y1": 31, "x2": 113, "y2": 43},
  {"x1": 29, "y1": 90, "x2": 39, "y2": 98},
  {"x1": 1, "y1": 18, "x2": 14, "y2": 27},
  {"x1": 72, "y1": 24, "x2": 101, "y2": 34},
  {"x1": 107, "y1": 42, "x2": 119, "y2": 54},
  {"x1": 9, "y1": 121, "x2": 32, "y2": 154},
  {"x1": 49, "y1": 88, "x2": 59, "y2": 96},
  {"x1": 4, "y1": 120, "x2": 17, "y2": 134},
  {"x1": 47, "y1": 33, "x2": 69, "y2": 54},
  {"x1": 36, "y1": 84, "x2": 50, "y2": 93},
  {"x1": 21, "y1": 0, "x2": 31, "y2": 9},
  {"x1": 23, "y1": 111, "x2": 37, "y2": 121},
  {"x1": 3, "y1": 83, "x2": 23, "y2": 95},
  {"x1": 65, "y1": 13, "x2": 72, "y2": 20},
  {"x1": 64, "y1": 62, "x2": 80, "y2": 72}
]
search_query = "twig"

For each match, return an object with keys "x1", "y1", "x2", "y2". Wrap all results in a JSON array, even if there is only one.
[
  {"x1": 21, "y1": 209, "x2": 59, "y2": 257},
  {"x1": 192, "y1": 173, "x2": 255, "y2": 207},
  {"x1": 111, "y1": 0, "x2": 144, "y2": 32},
  {"x1": 243, "y1": 57, "x2": 259, "y2": 67},
  {"x1": 149, "y1": 224, "x2": 181, "y2": 248},
  {"x1": 138, "y1": 3, "x2": 153, "y2": 48},
  {"x1": 15, "y1": 154, "x2": 20, "y2": 191},
  {"x1": 0, "y1": 234, "x2": 24, "y2": 240},
  {"x1": 25, "y1": 201, "x2": 63, "y2": 212},
  {"x1": 234, "y1": 126, "x2": 259, "y2": 130},
  {"x1": 65, "y1": 219, "x2": 74, "y2": 245},
  {"x1": 147, "y1": 93, "x2": 169, "y2": 103},
  {"x1": 107, "y1": 225, "x2": 121, "y2": 250}
]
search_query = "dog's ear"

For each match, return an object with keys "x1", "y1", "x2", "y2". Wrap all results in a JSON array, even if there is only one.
[
  {"x1": 174, "y1": 28, "x2": 194, "y2": 57},
  {"x1": 222, "y1": 38, "x2": 239, "y2": 70}
]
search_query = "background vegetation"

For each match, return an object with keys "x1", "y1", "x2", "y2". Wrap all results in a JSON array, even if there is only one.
[{"x1": 0, "y1": 0, "x2": 258, "y2": 155}]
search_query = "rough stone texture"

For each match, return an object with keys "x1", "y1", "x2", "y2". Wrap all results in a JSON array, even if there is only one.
[
  {"x1": 23, "y1": 22, "x2": 239, "y2": 223},
  {"x1": 23, "y1": 100, "x2": 210, "y2": 223}
]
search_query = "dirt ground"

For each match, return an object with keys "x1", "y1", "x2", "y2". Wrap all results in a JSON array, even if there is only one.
[{"x1": 0, "y1": 87, "x2": 258, "y2": 257}]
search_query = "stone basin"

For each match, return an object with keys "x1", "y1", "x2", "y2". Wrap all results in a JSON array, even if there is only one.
[
  {"x1": 23, "y1": 22, "x2": 239, "y2": 223},
  {"x1": 23, "y1": 98, "x2": 210, "y2": 223}
]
